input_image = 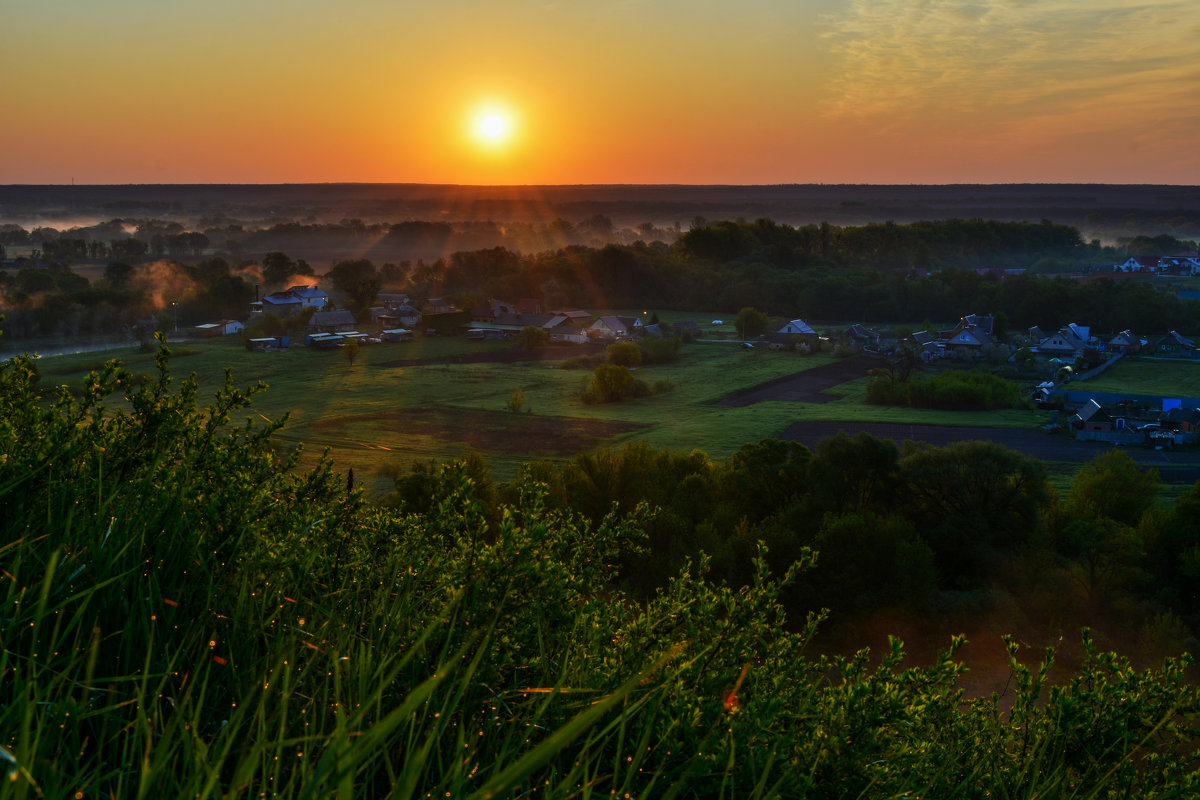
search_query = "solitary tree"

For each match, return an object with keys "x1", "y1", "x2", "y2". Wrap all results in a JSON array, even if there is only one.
[
  {"x1": 343, "y1": 337, "x2": 360, "y2": 367},
  {"x1": 734, "y1": 307, "x2": 768, "y2": 340}
]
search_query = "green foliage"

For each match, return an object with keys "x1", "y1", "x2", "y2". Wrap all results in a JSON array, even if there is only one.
[
  {"x1": 638, "y1": 335, "x2": 682, "y2": 363},
  {"x1": 343, "y1": 336, "x2": 360, "y2": 366},
  {"x1": 734, "y1": 306, "x2": 768, "y2": 340},
  {"x1": 507, "y1": 386, "x2": 527, "y2": 413},
  {"x1": 8, "y1": 344, "x2": 1200, "y2": 797},
  {"x1": 516, "y1": 324, "x2": 549, "y2": 349},
  {"x1": 867, "y1": 369, "x2": 1023, "y2": 410},
  {"x1": 1067, "y1": 449, "x2": 1161, "y2": 527},
  {"x1": 325, "y1": 258, "x2": 380, "y2": 313},
  {"x1": 606, "y1": 340, "x2": 642, "y2": 366},
  {"x1": 900, "y1": 440, "x2": 1049, "y2": 586},
  {"x1": 582, "y1": 362, "x2": 639, "y2": 404}
]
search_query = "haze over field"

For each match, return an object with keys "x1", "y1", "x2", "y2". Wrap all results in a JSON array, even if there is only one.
[{"x1": 3, "y1": 0, "x2": 1198, "y2": 185}]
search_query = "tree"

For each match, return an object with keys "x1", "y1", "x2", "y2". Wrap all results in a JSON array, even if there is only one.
[
  {"x1": 326, "y1": 259, "x2": 380, "y2": 313},
  {"x1": 507, "y1": 388, "x2": 527, "y2": 413},
  {"x1": 734, "y1": 306, "x2": 768, "y2": 340},
  {"x1": 1067, "y1": 450, "x2": 1160, "y2": 527},
  {"x1": 606, "y1": 342, "x2": 642, "y2": 367},
  {"x1": 584, "y1": 363, "x2": 637, "y2": 403},
  {"x1": 261, "y1": 251, "x2": 297, "y2": 286},
  {"x1": 516, "y1": 325, "x2": 549, "y2": 349},
  {"x1": 343, "y1": 337, "x2": 360, "y2": 367},
  {"x1": 104, "y1": 261, "x2": 135, "y2": 288},
  {"x1": 901, "y1": 440, "x2": 1049, "y2": 586},
  {"x1": 110, "y1": 238, "x2": 149, "y2": 260}
]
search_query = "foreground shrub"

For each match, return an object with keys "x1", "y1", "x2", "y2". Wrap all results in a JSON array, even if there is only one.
[{"x1": 4, "y1": 342, "x2": 1200, "y2": 798}]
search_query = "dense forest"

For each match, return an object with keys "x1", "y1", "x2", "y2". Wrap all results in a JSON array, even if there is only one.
[
  {"x1": 5, "y1": 340, "x2": 1200, "y2": 796},
  {"x1": 2, "y1": 216, "x2": 1199, "y2": 342}
]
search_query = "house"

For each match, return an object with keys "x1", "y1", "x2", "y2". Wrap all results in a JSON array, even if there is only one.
[
  {"x1": 768, "y1": 319, "x2": 820, "y2": 347},
  {"x1": 778, "y1": 319, "x2": 817, "y2": 337},
  {"x1": 1160, "y1": 252, "x2": 1200, "y2": 274},
  {"x1": 251, "y1": 285, "x2": 327, "y2": 315},
  {"x1": 1107, "y1": 330, "x2": 1142, "y2": 354},
  {"x1": 945, "y1": 325, "x2": 994, "y2": 351},
  {"x1": 1069, "y1": 399, "x2": 1113, "y2": 432},
  {"x1": 1037, "y1": 324, "x2": 1091, "y2": 358},
  {"x1": 251, "y1": 292, "x2": 302, "y2": 316},
  {"x1": 553, "y1": 310, "x2": 593, "y2": 326},
  {"x1": 378, "y1": 303, "x2": 422, "y2": 328},
  {"x1": 844, "y1": 324, "x2": 881, "y2": 345},
  {"x1": 381, "y1": 328, "x2": 414, "y2": 342},
  {"x1": 589, "y1": 316, "x2": 638, "y2": 340},
  {"x1": 377, "y1": 292, "x2": 411, "y2": 308},
  {"x1": 307, "y1": 309, "x2": 357, "y2": 334},
  {"x1": 1114, "y1": 256, "x2": 1159, "y2": 273},
  {"x1": 286, "y1": 285, "x2": 329, "y2": 309},
  {"x1": 946, "y1": 314, "x2": 996, "y2": 339},
  {"x1": 515, "y1": 298, "x2": 542, "y2": 315},
  {"x1": 470, "y1": 298, "x2": 517, "y2": 322},
  {"x1": 1152, "y1": 330, "x2": 1197, "y2": 358},
  {"x1": 422, "y1": 297, "x2": 457, "y2": 315},
  {"x1": 1165, "y1": 407, "x2": 1200, "y2": 433},
  {"x1": 193, "y1": 319, "x2": 244, "y2": 337}
]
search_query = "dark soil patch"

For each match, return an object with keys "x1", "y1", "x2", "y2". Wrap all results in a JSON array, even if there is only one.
[
  {"x1": 781, "y1": 420, "x2": 1200, "y2": 479},
  {"x1": 308, "y1": 406, "x2": 646, "y2": 457},
  {"x1": 713, "y1": 357, "x2": 875, "y2": 406},
  {"x1": 374, "y1": 344, "x2": 606, "y2": 369}
]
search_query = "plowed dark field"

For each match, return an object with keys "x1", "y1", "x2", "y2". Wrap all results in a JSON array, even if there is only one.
[{"x1": 713, "y1": 357, "x2": 874, "y2": 406}]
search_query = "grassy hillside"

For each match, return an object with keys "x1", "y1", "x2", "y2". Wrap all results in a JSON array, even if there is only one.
[
  {"x1": 30, "y1": 336, "x2": 1045, "y2": 495},
  {"x1": 4, "y1": 344, "x2": 1200, "y2": 797}
]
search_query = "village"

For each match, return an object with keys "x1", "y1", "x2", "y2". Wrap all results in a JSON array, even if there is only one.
[{"x1": 175, "y1": 273, "x2": 1200, "y2": 455}]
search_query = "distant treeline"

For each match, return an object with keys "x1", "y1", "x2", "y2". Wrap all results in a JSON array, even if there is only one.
[{"x1": 3, "y1": 217, "x2": 1199, "y2": 341}]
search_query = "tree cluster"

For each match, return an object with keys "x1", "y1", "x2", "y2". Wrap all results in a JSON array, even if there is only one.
[{"x1": 6, "y1": 346, "x2": 1200, "y2": 797}]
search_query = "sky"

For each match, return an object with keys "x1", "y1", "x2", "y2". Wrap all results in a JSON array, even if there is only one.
[{"x1": 2, "y1": 0, "x2": 1198, "y2": 185}]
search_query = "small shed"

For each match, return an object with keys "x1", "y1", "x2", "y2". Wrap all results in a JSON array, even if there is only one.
[{"x1": 1069, "y1": 399, "x2": 1113, "y2": 432}]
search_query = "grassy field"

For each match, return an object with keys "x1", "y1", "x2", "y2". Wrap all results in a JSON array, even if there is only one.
[
  {"x1": 1079, "y1": 357, "x2": 1200, "y2": 397},
  {"x1": 29, "y1": 334, "x2": 1049, "y2": 496}
]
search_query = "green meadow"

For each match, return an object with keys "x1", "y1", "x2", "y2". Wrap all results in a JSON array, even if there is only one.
[
  {"x1": 32, "y1": 335, "x2": 1046, "y2": 495},
  {"x1": 1079, "y1": 356, "x2": 1200, "y2": 397}
]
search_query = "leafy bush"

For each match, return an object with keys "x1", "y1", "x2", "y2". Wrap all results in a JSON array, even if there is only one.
[
  {"x1": 558, "y1": 353, "x2": 605, "y2": 370},
  {"x1": 6, "y1": 343, "x2": 1200, "y2": 798},
  {"x1": 516, "y1": 324, "x2": 550, "y2": 348},
  {"x1": 867, "y1": 369, "x2": 1023, "y2": 410},
  {"x1": 582, "y1": 362, "x2": 639, "y2": 403},
  {"x1": 507, "y1": 386, "x2": 527, "y2": 413},
  {"x1": 638, "y1": 336, "x2": 682, "y2": 363},
  {"x1": 606, "y1": 341, "x2": 642, "y2": 366}
]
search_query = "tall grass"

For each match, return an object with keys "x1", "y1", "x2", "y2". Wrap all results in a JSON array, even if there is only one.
[{"x1": 4, "y1": 340, "x2": 1200, "y2": 797}]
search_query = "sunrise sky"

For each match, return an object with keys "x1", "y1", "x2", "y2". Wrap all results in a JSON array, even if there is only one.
[{"x1": 2, "y1": 0, "x2": 1198, "y2": 185}]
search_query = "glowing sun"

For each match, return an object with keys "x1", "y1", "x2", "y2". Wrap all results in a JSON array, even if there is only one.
[{"x1": 471, "y1": 106, "x2": 516, "y2": 148}]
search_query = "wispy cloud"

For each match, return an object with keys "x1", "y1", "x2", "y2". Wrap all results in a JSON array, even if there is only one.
[{"x1": 824, "y1": 0, "x2": 1200, "y2": 137}]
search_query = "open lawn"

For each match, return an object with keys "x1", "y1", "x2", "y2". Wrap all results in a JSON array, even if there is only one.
[
  {"x1": 32, "y1": 335, "x2": 1049, "y2": 496},
  {"x1": 1079, "y1": 357, "x2": 1200, "y2": 398}
]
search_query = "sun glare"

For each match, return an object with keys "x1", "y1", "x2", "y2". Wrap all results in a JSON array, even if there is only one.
[{"x1": 471, "y1": 106, "x2": 516, "y2": 148}]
